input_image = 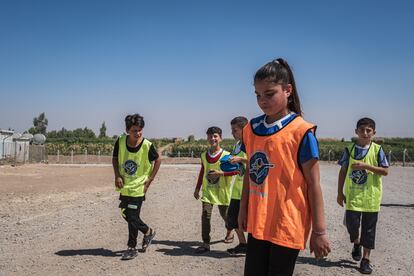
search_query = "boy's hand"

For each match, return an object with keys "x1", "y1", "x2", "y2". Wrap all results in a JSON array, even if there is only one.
[
  {"x1": 143, "y1": 178, "x2": 153, "y2": 193},
  {"x1": 193, "y1": 188, "x2": 200, "y2": 200},
  {"x1": 115, "y1": 176, "x2": 124, "y2": 188},
  {"x1": 337, "y1": 193, "x2": 346, "y2": 207},
  {"x1": 208, "y1": 169, "x2": 223, "y2": 177},
  {"x1": 310, "y1": 233, "x2": 331, "y2": 259},
  {"x1": 351, "y1": 161, "x2": 367, "y2": 170},
  {"x1": 229, "y1": 156, "x2": 242, "y2": 164}
]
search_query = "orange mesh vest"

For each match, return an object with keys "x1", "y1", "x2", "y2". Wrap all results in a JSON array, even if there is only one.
[{"x1": 243, "y1": 116, "x2": 315, "y2": 250}]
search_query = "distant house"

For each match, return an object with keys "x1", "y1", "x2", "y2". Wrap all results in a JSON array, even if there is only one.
[
  {"x1": 0, "y1": 129, "x2": 14, "y2": 159},
  {"x1": 0, "y1": 129, "x2": 31, "y2": 162}
]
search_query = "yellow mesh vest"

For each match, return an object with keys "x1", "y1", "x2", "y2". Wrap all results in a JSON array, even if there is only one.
[
  {"x1": 200, "y1": 149, "x2": 232, "y2": 205},
  {"x1": 117, "y1": 135, "x2": 153, "y2": 197}
]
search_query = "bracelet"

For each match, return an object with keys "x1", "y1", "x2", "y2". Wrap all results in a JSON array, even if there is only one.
[{"x1": 312, "y1": 230, "x2": 327, "y2": 236}]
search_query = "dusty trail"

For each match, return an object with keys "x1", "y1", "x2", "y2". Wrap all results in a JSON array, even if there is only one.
[{"x1": 0, "y1": 163, "x2": 413, "y2": 275}]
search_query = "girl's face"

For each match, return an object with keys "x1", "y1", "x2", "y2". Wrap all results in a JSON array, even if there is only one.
[
  {"x1": 254, "y1": 80, "x2": 291, "y2": 121},
  {"x1": 126, "y1": 125, "x2": 143, "y2": 142},
  {"x1": 231, "y1": 124, "x2": 243, "y2": 141}
]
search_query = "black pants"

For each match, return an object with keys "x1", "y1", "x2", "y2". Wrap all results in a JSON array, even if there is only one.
[
  {"x1": 119, "y1": 195, "x2": 149, "y2": 248},
  {"x1": 244, "y1": 234, "x2": 300, "y2": 276},
  {"x1": 345, "y1": 210, "x2": 378, "y2": 249}
]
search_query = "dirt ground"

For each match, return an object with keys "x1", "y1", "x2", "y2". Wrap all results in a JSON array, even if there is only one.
[{"x1": 0, "y1": 161, "x2": 413, "y2": 276}]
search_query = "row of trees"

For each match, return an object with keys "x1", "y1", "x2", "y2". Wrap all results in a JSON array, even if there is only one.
[{"x1": 27, "y1": 113, "x2": 109, "y2": 139}]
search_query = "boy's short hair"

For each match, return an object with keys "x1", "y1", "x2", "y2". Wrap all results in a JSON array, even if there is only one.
[
  {"x1": 206, "y1": 126, "x2": 222, "y2": 137},
  {"x1": 356, "y1": 117, "x2": 376, "y2": 130},
  {"x1": 231, "y1": 116, "x2": 248, "y2": 129},
  {"x1": 125, "y1": 114, "x2": 145, "y2": 130}
]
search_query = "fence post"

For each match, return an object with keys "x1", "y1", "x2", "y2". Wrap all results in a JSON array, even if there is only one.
[
  {"x1": 328, "y1": 150, "x2": 332, "y2": 163},
  {"x1": 71, "y1": 150, "x2": 74, "y2": 164},
  {"x1": 57, "y1": 150, "x2": 60, "y2": 163},
  {"x1": 84, "y1": 149, "x2": 87, "y2": 164},
  {"x1": 388, "y1": 150, "x2": 392, "y2": 166},
  {"x1": 98, "y1": 150, "x2": 101, "y2": 163},
  {"x1": 178, "y1": 151, "x2": 180, "y2": 158},
  {"x1": 14, "y1": 141, "x2": 17, "y2": 166},
  {"x1": 191, "y1": 150, "x2": 194, "y2": 158},
  {"x1": 403, "y1": 149, "x2": 407, "y2": 167}
]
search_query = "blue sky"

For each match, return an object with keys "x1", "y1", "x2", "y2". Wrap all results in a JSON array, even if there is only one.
[{"x1": 1, "y1": 0, "x2": 413, "y2": 139}]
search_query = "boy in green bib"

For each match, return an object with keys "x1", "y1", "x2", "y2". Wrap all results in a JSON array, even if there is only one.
[
  {"x1": 193, "y1": 126, "x2": 235, "y2": 253},
  {"x1": 337, "y1": 117, "x2": 389, "y2": 274},
  {"x1": 112, "y1": 114, "x2": 161, "y2": 260},
  {"x1": 225, "y1": 116, "x2": 248, "y2": 256}
]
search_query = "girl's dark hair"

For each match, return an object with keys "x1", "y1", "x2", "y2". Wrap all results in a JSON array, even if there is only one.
[
  {"x1": 231, "y1": 116, "x2": 248, "y2": 129},
  {"x1": 125, "y1": 113, "x2": 145, "y2": 130},
  {"x1": 254, "y1": 58, "x2": 302, "y2": 116}
]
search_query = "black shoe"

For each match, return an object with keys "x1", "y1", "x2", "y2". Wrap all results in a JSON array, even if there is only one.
[
  {"x1": 352, "y1": 243, "x2": 362, "y2": 261},
  {"x1": 227, "y1": 243, "x2": 247, "y2": 256},
  {"x1": 360, "y1": 258, "x2": 373, "y2": 274},
  {"x1": 142, "y1": 228, "x2": 156, "y2": 252},
  {"x1": 121, "y1": 247, "x2": 138, "y2": 260}
]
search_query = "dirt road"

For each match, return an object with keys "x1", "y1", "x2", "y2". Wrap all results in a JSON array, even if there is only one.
[{"x1": 0, "y1": 163, "x2": 413, "y2": 275}]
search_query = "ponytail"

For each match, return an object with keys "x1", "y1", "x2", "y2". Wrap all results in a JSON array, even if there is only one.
[{"x1": 254, "y1": 58, "x2": 302, "y2": 116}]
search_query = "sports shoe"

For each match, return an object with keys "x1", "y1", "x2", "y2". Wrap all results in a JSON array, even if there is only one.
[
  {"x1": 142, "y1": 228, "x2": 156, "y2": 252},
  {"x1": 227, "y1": 243, "x2": 247, "y2": 256},
  {"x1": 121, "y1": 247, "x2": 138, "y2": 260},
  {"x1": 360, "y1": 258, "x2": 373, "y2": 274},
  {"x1": 352, "y1": 243, "x2": 362, "y2": 261}
]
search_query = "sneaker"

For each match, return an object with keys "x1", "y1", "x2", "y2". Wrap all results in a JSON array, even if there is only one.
[
  {"x1": 360, "y1": 258, "x2": 373, "y2": 274},
  {"x1": 142, "y1": 228, "x2": 156, "y2": 252},
  {"x1": 227, "y1": 243, "x2": 247, "y2": 256},
  {"x1": 352, "y1": 243, "x2": 362, "y2": 261},
  {"x1": 121, "y1": 247, "x2": 138, "y2": 260}
]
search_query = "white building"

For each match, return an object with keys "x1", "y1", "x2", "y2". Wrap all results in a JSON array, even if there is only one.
[{"x1": 0, "y1": 129, "x2": 30, "y2": 162}]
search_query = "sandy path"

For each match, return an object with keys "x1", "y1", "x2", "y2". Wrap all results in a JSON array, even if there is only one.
[{"x1": 0, "y1": 163, "x2": 413, "y2": 275}]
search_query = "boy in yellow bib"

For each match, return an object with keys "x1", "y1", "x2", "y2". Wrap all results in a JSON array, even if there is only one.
[
  {"x1": 193, "y1": 126, "x2": 235, "y2": 253},
  {"x1": 337, "y1": 117, "x2": 389, "y2": 274},
  {"x1": 112, "y1": 114, "x2": 161, "y2": 260}
]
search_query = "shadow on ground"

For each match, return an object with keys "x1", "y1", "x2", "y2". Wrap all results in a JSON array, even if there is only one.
[
  {"x1": 55, "y1": 248, "x2": 123, "y2": 257},
  {"x1": 297, "y1": 256, "x2": 358, "y2": 270},
  {"x1": 153, "y1": 239, "x2": 241, "y2": 259},
  {"x1": 381, "y1": 203, "x2": 414, "y2": 208}
]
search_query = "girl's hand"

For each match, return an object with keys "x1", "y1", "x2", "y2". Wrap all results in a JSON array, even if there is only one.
[
  {"x1": 310, "y1": 233, "x2": 331, "y2": 259},
  {"x1": 115, "y1": 176, "x2": 124, "y2": 188},
  {"x1": 238, "y1": 206, "x2": 247, "y2": 232}
]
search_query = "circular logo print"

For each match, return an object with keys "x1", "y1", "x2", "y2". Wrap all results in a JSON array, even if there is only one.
[
  {"x1": 350, "y1": 169, "x2": 368, "y2": 185},
  {"x1": 249, "y1": 151, "x2": 274, "y2": 185},
  {"x1": 123, "y1": 160, "x2": 138, "y2": 176},
  {"x1": 206, "y1": 170, "x2": 220, "y2": 185}
]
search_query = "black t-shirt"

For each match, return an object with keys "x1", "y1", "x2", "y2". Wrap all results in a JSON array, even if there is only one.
[{"x1": 112, "y1": 137, "x2": 159, "y2": 162}]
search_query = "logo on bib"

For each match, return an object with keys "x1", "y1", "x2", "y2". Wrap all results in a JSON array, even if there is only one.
[
  {"x1": 123, "y1": 160, "x2": 138, "y2": 176},
  {"x1": 350, "y1": 169, "x2": 368, "y2": 185},
  {"x1": 249, "y1": 151, "x2": 275, "y2": 185}
]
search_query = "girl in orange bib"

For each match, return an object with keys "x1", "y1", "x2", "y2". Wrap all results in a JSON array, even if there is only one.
[{"x1": 238, "y1": 58, "x2": 331, "y2": 275}]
